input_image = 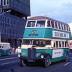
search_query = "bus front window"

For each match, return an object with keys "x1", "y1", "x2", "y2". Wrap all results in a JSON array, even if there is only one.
[
  {"x1": 36, "y1": 21, "x2": 45, "y2": 27},
  {"x1": 22, "y1": 40, "x2": 51, "y2": 47},
  {"x1": 27, "y1": 21, "x2": 35, "y2": 27}
]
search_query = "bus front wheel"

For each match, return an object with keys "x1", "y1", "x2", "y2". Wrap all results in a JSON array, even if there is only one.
[
  {"x1": 19, "y1": 59, "x2": 26, "y2": 67},
  {"x1": 43, "y1": 58, "x2": 51, "y2": 67}
]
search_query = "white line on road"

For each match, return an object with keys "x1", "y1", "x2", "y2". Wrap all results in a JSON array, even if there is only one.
[
  {"x1": 64, "y1": 62, "x2": 71, "y2": 66},
  {"x1": 0, "y1": 57, "x2": 18, "y2": 61},
  {"x1": 0, "y1": 61, "x2": 18, "y2": 66}
]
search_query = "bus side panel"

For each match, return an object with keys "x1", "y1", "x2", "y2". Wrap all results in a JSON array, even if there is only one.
[
  {"x1": 51, "y1": 48, "x2": 69, "y2": 62},
  {"x1": 45, "y1": 28, "x2": 52, "y2": 38},
  {"x1": 23, "y1": 28, "x2": 46, "y2": 38},
  {"x1": 36, "y1": 49, "x2": 52, "y2": 55}
]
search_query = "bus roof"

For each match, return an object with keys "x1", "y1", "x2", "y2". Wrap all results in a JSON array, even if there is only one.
[{"x1": 28, "y1": 16, "x2": 68, "y2": 25}]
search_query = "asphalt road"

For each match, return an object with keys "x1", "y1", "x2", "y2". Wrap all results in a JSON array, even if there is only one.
[
  {"x1": 0, "y1": 53, "x2": 72, "y2": 72},
  {"x1": 0, "y1": 54, "x2": 18, "y2": 66}
]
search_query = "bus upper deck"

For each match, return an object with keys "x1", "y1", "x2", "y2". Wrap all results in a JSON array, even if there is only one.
[{"x1": 23, "y1": 16, "x2": 70, "y2": 39}]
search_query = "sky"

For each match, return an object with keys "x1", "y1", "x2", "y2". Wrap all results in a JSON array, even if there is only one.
[{"x1": 30, "y1": 0, "x2": 72, "y2": 23}]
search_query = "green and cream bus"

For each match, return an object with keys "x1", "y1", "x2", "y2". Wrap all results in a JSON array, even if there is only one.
[{"x1": 19, "y1": 16, "x2": 71, "y2": 67}]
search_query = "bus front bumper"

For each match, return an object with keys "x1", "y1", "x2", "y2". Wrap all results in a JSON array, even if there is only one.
[{"x1": 19, "y1": 56, "x2": 45, "y2": 63}]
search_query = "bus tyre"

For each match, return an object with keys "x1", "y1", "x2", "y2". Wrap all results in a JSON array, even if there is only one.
[
  {"x1": 19, "y1": 59, "x2": 26, "y2": 67},
  {"x1": 44, "y1": 58, "x2": 51, "y2": 67}
]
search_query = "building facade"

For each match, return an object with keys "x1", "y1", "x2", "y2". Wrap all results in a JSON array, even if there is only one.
[{"x1": 0, "y1": 0, "x2": 30, "y2": 48}]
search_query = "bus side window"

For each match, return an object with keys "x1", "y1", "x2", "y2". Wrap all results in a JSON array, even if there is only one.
[
  {"x1": 56, "y1": 41, "x2": 58, "y2": 48},
  {"x1": 47, "y1": 20, "x2": 51, "y2": 27},
  {"x1": 46, "y1": 40, "x2": 51, "y2": 45},
  {"x1": 62, "y1": 41, "x2": 64, "y2": 47},
  {"x1": 55, "y1": 21, "x2": 57, "y2": 28},
  {"x1": 2, "y1": 46, "x2": 3, "y2": 48},
  {"x1": 65, "y1": 41, "x2": 68, "y2": 47},
  {"x1": 59, "y1": 41, "x2": 61, "y2": 47},
  {"x1": 54, "y1": 43, "x2": 55, "y2": 48},
  {"x1": 51, "y1": 20, "x2": 54, "y2": 28}
]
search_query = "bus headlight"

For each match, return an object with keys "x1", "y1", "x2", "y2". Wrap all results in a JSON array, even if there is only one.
[{"x1": 41, "y1": 55, "x2": 44, "y2": 58}]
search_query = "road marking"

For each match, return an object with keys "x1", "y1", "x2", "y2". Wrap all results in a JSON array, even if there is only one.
[
  {"x1": 0, "y1": 57, "x2": 18, "y2": 61},
  {"x1": 64, "y1": 62, "x2": 71, "y2": 66},
  {"x1": 69, "y1": 53, "x2": 72, "y2": 54},
  {"x1": 0, "y1": 61, "x2": 18, "y2": 66}
]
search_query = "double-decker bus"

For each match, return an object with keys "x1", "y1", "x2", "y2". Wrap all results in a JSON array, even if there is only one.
[{"x1": 19, "y1": 16, "x2": 71, "y2": 67}]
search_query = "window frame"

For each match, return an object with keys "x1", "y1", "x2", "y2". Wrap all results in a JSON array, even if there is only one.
[
  {"x1": 26, "y1": 20, "x2": 46, "y2": 28},
  {"x1": 51, "y1": 20, "x2": 54, "y2": 28},
  {"x1": 25, "y1": 20, "x2": 36, "y2": 28}
]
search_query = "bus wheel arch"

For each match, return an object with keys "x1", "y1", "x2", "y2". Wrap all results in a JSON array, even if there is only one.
[
  {"x1": 40, "y1": 53, "x2": 52, "y2": 67},
  {"x1": 19, "y1": 58, "x2": 26, "y2": 67},
  {"x1": 44, "y1": 57, "x2": 51, "y2": 67}
]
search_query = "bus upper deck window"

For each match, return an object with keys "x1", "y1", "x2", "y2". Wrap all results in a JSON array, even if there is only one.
[
  {"x1": 27, "y1": 21, "x2": 35, "y2": 27},
  {"x1": 55, "y1": 22, "x2": 58, "y2": 28},
  {"x1": 58, "y1": 23, "x2": 61, "y2": 29},
  {"x1": 36, "y1": 21, "x2": 45, "y2": 27},
  {"x1": 47, "y1": 21, "x2": 51, "y2": 27},
  {"x1": 51, "y1": 20, "x2": 54, "y2": 28}
]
